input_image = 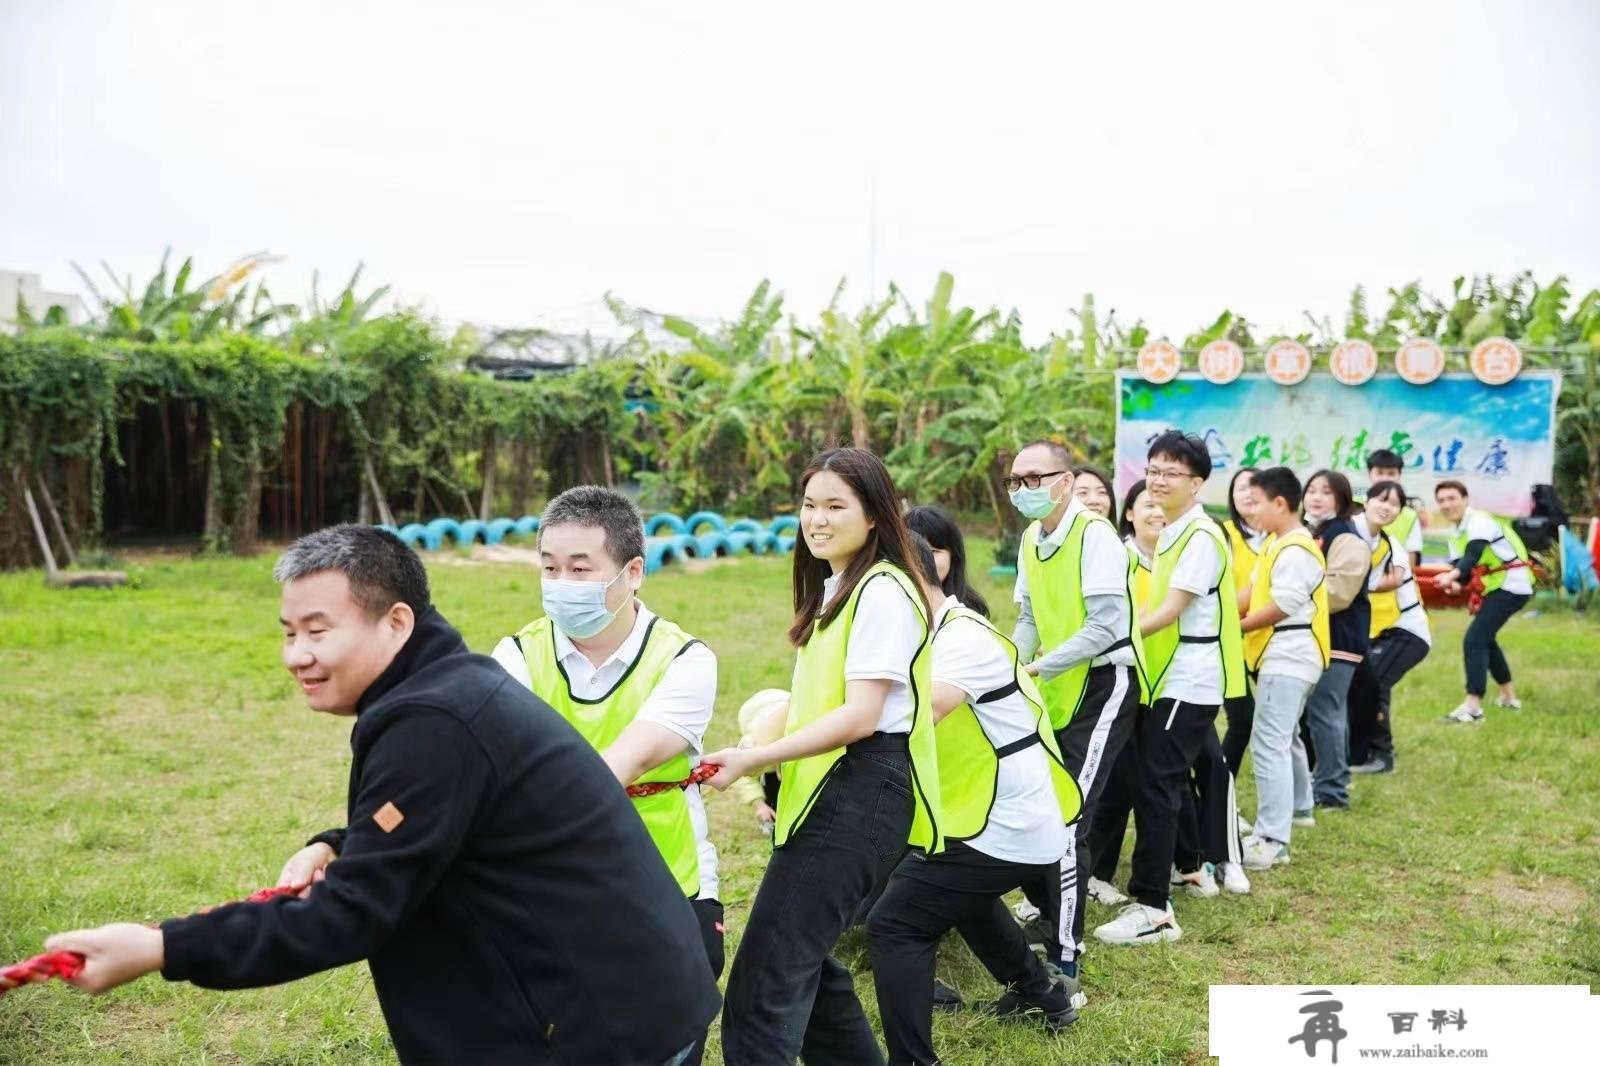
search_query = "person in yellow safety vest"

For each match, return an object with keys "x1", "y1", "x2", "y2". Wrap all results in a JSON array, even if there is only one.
[
  {"x1": 1235, "y1": 467, "x2": 1329, "y2": 870},
  {"x1": 1430, "y1": 479, "x2": 1532, "y2": 723},
  {"x1": 1005, "y1": 440, "x2": 1144, "y2": 987},
  {"x1": 703, "y1": 447, "x2": 941, "y2": 1065},
  {"x1": 1364, "y1": 448, "x2": 1425, "y2": 569},
  {"x1": 1094, "y1": 431, "x2": 1246, "y2": 948},
  {"x1": 489, "y1": 486, "x2": 724, "y2": 1066},
  {"x1": 866, "y1": 528, "x2": 1084, "y2": 1064},
  {"x1": 1348, "y1": 481, "x2": 1433, "y2": 774},
  {"x1": 1220, "y1": 467, "x2": 1265, "y2": 773}
]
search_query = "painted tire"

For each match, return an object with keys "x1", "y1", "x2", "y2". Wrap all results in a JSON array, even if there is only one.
[
  {"x1": 396, "y1": 523, "x2": 439, "y2": 551},
  {"x1": 456, "y1": 520, "x2": 489, "y2": 546},
  {"x1": 768, "y1": 516, "x2": 799, "y2": 536},
  {"x1": 684, "y1": 511, "x2": 727, "y2": 535},
  {"x1": 727, "y1": 518, "x2": 765, "y2": 536},
  {"x1": 695, "y1": 531, "x2": 731, "y2": 557},
  {"x1": 646, "y1": 513, "x2": 686, "y2": 536},
  {"x1": 485, "y1": 518, "x2": 517, "y2": 545}
]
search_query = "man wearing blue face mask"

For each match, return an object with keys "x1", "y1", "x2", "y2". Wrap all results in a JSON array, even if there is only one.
[
  {"x1": 490, "y1": 488, "x2": 724, "y2": 1016},
  {"x1": 1005, "y1": 440, "x2": 1145, "y2": 1003}
]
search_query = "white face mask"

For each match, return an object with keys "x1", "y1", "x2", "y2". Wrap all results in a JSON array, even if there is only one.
[{"x1": 540, "y1": 570, "x2": 627, "y2": 638}]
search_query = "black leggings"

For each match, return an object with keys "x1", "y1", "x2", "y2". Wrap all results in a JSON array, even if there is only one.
[
  {"x1": 1221, "y1": 693, "x2": 1255, "y2": 773},
  {"x1": 1463, "y1": 590, "x2": 1530, "y2": 696}
]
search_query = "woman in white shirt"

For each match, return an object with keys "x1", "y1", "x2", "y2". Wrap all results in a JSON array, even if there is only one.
[
  {"x1": 704, "y1": 447, "x2": 941, "y2": 1064},
  {"x1": 1348, "y1": 481, "x2": 1431, "y2": 774}
]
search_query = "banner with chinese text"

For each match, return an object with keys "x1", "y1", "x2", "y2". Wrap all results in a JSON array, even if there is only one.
[{"x1": 1114, "y1": 371, "x2": 1561, "y2": 517}]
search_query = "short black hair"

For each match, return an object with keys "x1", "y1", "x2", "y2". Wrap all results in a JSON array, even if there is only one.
[
  {"x1": 1367, "y1": 479, "x2": 1407, "y2": 507},
  {"x1": 1250, "y1": 466, "x2": 1303, "y2": 512},
  {"x1": 541, "y1": 485, "x2": 646, "y2": 567},
  {"x1": 1147, "y1": 429, "x2": 1211, "y2": 480},
  {"x1": 1434, "y1": 479, "x2": 1470, "y2": 499},
  {"x1": 274, "y1": 524, "x2": 431, "y2": 617},
  {"x1": 1016, "y1": 439, "x2": 1073, "y2": 468},
  {"x1": 1366, "y1": 448, "x2": 1404, "y2": 472}
]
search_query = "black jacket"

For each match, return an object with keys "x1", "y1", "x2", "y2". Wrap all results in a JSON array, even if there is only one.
[
  {"x1": 161, "y1": 608, "x2": 720, "y2": 1064},
  {"x1": 1313, "y1": 515, "x2": 1372, "y2": 658}
]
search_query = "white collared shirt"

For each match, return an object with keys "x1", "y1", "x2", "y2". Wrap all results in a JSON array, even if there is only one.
[
  {"x1": 491, "y1": 601, "x2": 721, "y2": 899},
  {"x1": 931, "y1": 597, "x2": 1069, "y2": 865},
  {"x1": 1153, "y1": 502, "x2": 1228, "y2": 705}
]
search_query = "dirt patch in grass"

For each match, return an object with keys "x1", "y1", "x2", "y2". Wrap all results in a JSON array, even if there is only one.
[{"x1": 1465, "y1": 871, "x2": 1591, "y2": 921}]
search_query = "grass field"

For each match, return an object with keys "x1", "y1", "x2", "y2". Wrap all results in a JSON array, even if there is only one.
[{"x1": 2, "y1": 549, "x2": 1597, "y2": 1065}]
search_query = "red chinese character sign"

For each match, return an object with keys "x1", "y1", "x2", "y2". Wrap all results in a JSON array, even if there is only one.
[
  {"x1": 1470, "y1": 337, "x2": 1522, "y2": 386},
  {"x1": 1264, "y1": 340, "x2": 1311, "y2": 385},
  {"x1": 1198, "y1": 340, "x2": 1244, "y2": 385},
  {"x1": 1329, "y1": 340, "x2": 1378, "y2": 386},
  {"x1": 1395, "y1": 338, "x2": 1446, "y2": 385},
  {"x1": 1137, "y1": 341, "x2": 1182, "y2": 384}
]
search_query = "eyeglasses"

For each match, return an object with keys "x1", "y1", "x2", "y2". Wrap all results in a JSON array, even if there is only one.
[
  {"x1": 1003, "y1": 470, "x2": 1066, "y2": 492},
  {"x1": 1144, "y1": 466, "x2": 1196, "y2": 482}
]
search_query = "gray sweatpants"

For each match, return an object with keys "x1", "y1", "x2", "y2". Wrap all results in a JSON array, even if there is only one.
[{"x1": 1250, "y1": 672, "x2": 1316, "y2": 844}]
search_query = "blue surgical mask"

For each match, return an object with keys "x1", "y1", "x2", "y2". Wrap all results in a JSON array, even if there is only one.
[
  {"x1": 1009, "y1": 484, "x2": 1060, "y2": 521},
  {"x1": 541, "y1": 570, "x2": 627, "y2": 639}
]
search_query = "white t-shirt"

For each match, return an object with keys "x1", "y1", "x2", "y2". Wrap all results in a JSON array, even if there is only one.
[
  {"x1": 1400, "y1": 506, "x2": 1424, "y2": 557},
  {"x1": 1454, "y1": 509, "x2": 1534, "y2": 596},
  {"x1": 1011, "y1": 495, "x2": 1137, "y2": 668},
  {"x1": 822, "y1": 570, "x2": 926, "y2": 734},
  {"x1": 1354, "y1": 517, "x2": 1433, "y2": 647},
  {"x1": 1153, "y1": 504, "x2": 1229, "y2": 705},
  {"x1": 491, "y1": 602, "x2": 721, "y2": 899},
  {"x1": 931, "y1": 598, "x2": 1069, "y2": 865},
  {"x1": 1257, "y1": 530, "x2": 1327, "y2": 686}
]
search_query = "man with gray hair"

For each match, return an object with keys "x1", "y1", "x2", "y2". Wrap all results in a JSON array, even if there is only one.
[
  {"x1": 491, "y1": 486, "x2": 724, "y2": 1024},
  {"x1": 42, "y1": 523, "x2": 720, "y2": 1065}
]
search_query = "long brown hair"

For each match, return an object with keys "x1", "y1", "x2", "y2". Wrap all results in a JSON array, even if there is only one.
[{"x1": 787, "y1": 448, "x2": 933, "y2": 647}]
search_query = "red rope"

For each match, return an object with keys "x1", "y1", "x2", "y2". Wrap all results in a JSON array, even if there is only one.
[
  {"x1": 1466, "y1": 560, "x2": 1531, "y2": 614},
  {"x1": 0, "y1": 884, "x2": 304, "y2": 996},
  {"x1": 624, "y1": 762, "x2": 720, "y2": 798}
]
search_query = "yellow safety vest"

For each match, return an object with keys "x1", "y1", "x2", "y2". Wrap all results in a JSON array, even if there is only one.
[
  {"x1": 1448, "y1": 509, "x2": 1531, "y2": 595},
  {"x1": 1242, "y1": 531, "x2": 1330, "y2": 674},
  {"x1": 1145, "y1": 515, "x2": 1247, "y2": 701},
  {"x1": 1369, "y1": 530, "x2": 1429, "y2": 637},
  {"x1": 517, "y1": 613, "x2": 703, "y2": 897},
  {"x1": 1019, "y1": 512, "x2": 1147, "y2": 729},
  {"x1": 1222, "y1": 518, "x2": 1263, "y2": 591},
  {"x1": 933, "y1": 606, "x2": 1082, "y2": 841},
  {"x1": 774, "y1": 561, "x2": 943, "y2": 853}
]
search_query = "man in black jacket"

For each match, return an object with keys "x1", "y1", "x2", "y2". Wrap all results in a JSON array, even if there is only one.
[{"x1": 44, "y1": 524, "x2": 720, "y2": 1065}]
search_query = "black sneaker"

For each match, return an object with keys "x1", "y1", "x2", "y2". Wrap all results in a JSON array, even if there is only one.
[
  {"x1": 931, "y1": 978, "x2": 963, "y2": 1012},
  {"x1": 986, "y1": 983, "x2": 1078, "y2": 1032}
]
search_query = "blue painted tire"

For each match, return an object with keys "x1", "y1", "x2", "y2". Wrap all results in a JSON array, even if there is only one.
[
  {"x1": 695, "y1": 531, "x2": 731, "y2": 558},
  {"x1": 724, "y1": 531, "x2": 756, "y2": 555},
  {"x1": 485, "y1": 518, "x2": 516, "y2": 545},
  {"x1": 396, "y1": 523, "x2": 439, "y2": 551},
  {"x1": 727, "y1": 518, "x2": 765, "y2": 536},
  {"x1": 684, "y1": 511, "x2": 727, "y2": 535},
  {"x1": 646, "y1": 513, "x2": 686, "y2": 536},
  {"x1": 777, "y1": 534, "x2": 797, "y2": 553},
  {"x1": 645, "y1": 538, "x2": 683, "y2": 575},
  {"x1": 768, "y1": 516, "x2": 799, "y2": 536},
  {"x1": 755, "y1": 530, "x2": 780, "y2": 554},
  {"x1": 425, "y1": 517, "x2": 463, "y2": 548},
  {"x1": 670, "y1": 533, "x2": 700, "y2": 559},
  {"x1": 512, "y1": 515, "x2": 541, "y2": 537},
  {"x1": 456, "y1": 520, "x2": 489, "y2": 546}
]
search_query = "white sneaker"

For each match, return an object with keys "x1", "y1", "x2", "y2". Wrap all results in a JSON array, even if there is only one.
[
  {"x1": 1013, "y1": 899, "x2": 1042, "y2": 923},
  {"x1": 1241, "y1": 835, "x2": 1291, "y2": 870},
  {"x1": 1237, "y1": 813, "x2": 1254, "y2": 836},
  {"x1": 1169, "y1": 864, "x2": 1185, "y2": 887},
  {"x1": 1496, "y1": 696, "x2": 1522, "y2": 709},
  {"x1": 1087, "y1": 877, "x2": 1128, "y2": 906},
  {"x1": 1217, "y1": 861, "x2": 1252, "y2": 895},
  {"x1": 1292, "y1": 808, "x2": 1317, "y2": 828},
  {"x1": 1094, "y1": 902, "x2": 1181, "y2": 946},
  {"x1": 1445, "y1": 702, "x2": 1485, "y2": 724},
  {"x1": 1175, "y1": 864, "x2": 1219, "y2": 898}
]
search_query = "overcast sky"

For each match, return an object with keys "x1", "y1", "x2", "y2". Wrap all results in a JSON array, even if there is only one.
[{"x1": 4, "y1": 1, "x2": 1597, "y2": 341}]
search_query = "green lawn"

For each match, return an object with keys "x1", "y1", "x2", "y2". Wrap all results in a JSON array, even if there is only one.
[{"x1": 1, "y1": 550, "x2": 1597, "y2": 1065}]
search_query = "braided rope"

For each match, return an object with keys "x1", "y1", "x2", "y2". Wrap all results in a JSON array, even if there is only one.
[
  {"x1": 0, "y1": 884, "x2": 304, "y2": 996},
  {"x1": 624, "y1": 762, "x2": 720, "y2": 798}
]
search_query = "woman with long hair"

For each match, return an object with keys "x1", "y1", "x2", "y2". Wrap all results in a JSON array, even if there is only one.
[
  {"x1": 1347, "y1": 480, "x2": 1432, "y2": 774},
  {"x1": 905, "y1": 504, "x2": 991, "y2": 618},
  {"x1": 1220, "y1": 467, "x2": 1262, "y2": 774},
  {"x1": 1300, "y1": 469, "x2": 1371, "y2": 813},
  {"x1": 705, "y1": 447, "x2": 942, "y2": 1064},
  {"x1": 1072, "y1": 465, "x2": 1116, "y2": 522}
]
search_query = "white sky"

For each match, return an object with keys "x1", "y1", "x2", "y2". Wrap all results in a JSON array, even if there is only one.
[{"x1": 4, "y1": 0, "x2": 1598, "y2": 342}]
